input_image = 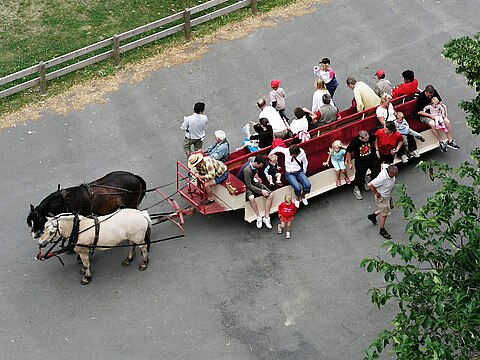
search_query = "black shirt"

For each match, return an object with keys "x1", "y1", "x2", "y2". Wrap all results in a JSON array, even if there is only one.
[
  {"x1": 346, "y1": 133, "x2": 377, "y2": 163},
  {"x1": 415, "y1": 89, "x2": 442, "y2": 114},
  {"x1": 250, "y1": 131, "x2": 273, "y2": 149}
]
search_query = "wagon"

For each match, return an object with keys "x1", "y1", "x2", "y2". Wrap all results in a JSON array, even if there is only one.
[{"x1": 176, "y1": 94, "x2": 443, "y2": 222}]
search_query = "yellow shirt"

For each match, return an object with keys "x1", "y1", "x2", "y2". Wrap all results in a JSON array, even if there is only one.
[{"x1": 353, "y1": 81, "x2": 380, "y2": 112}]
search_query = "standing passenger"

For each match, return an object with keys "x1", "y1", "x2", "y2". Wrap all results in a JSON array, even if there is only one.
[
  {"x1": 373, "y1": 69, "x2": 392, "y2": 97},
  {"x1": 181, "y1": 102, "x2": 208, "y2": 156},
  {"x1": 346, "y1": 77, "x2": 381, "y2": 112},
  {"x1": 270, "y1": 79, "x2": 288, "y2": 121},
  {"x1": 314, "y1": 58, "x2": 339, "y2": 98},
  {"x1": 367, "y1": 165, "x2": 399, "y2": 240},
  {"x1": 277, "y1": 194, "x2": 297, "y2": 239},
  {"x1": 346, "y1": 130, "x2": 381, "y2": 200}
]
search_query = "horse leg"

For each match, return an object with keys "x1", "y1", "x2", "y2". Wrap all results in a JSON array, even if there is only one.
[
  {"x1": 121, "y1": 241, "x2": 136, "y2": 266},
  {"x1": 78, "y1": 252, "x2": 92, "y2": 285},
  {"x1": 139, "y1": 244, "x2": 149, "y2": 271}
]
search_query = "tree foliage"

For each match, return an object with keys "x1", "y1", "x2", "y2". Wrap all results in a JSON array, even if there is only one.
[{"x1": 361, "y1": 33, "x2": 480, "y2": 360}]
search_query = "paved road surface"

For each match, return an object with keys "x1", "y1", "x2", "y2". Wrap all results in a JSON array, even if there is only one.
[{"x1": 1, "y1": 1, "x2": 478, "y2": 359}]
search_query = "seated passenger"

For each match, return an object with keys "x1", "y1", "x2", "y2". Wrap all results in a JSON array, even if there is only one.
[
  {"x1": 373, "y1": 69, "x2": 392, "y2": 97},
  {"x1": 376, "y1": 94, "x2": 396, "y2": 127},
  {"x1": 204, "y1": 130, "x2": 230, "y2": 163},
  {"x1": 375, "y1": 121, "x2": 404, "y2": 165},
  {"x1": 317, "y1": 93, "x2": 339, "y2": 125},
  {"x1": 188, "y1": 153, "x2": 228, "y2": 205},
  {"x1": 394, "y1": 112, "x2": 424, "y2": 159},
  {"x1": 312, "y1": 78, "x2": 336, "y2": 117},
  {"x1": 323, "y1": 140, "x2": 350, "y2": 187},
  {"x1": 237, "y1": 155, "x2": 273, "y2": 229},
  {"x1": 290, "y1": 107, "x2": 310, "y2": 142},
  {"x1": 245, "y1": 118, "x2": 273, "y2": 149},
  {"x1": 264, "y1": 154, "x2": 282, "y2": 187},
  {"x1": 415, "y1": 85, "x2": 459, "y2": 152},
  {"x1": 270, "y1": 145, "x2": 311, "y2": 208},
  {"x1": 392, "y1": 70, "x2": 419, "y2": 98}
]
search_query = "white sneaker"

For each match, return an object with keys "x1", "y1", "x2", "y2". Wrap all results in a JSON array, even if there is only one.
[
  {"x1": 411, "y1": 150, "x2": 420, "y2": 158},
  {"x1": 277, "y1": 224, "x2": 283, "y2": 234},
  {"x1": 285, "y1": 231, "x2": 291, "y2": 239},
  {"x1": 302, "y1": 198, "x2": 308, "y2": 206},
  {"x1": 262, "y1": 217, "x2": 272, "y2": 229},
  {"x1": 401, "y1": 154, "x2": 408, "y2": 163},
  {"x1": 256, "y1": 217, "x2": 262, "y2": 229},
  {"x1": 294, "y1": 200, "x2": 300, "y2": 208}
]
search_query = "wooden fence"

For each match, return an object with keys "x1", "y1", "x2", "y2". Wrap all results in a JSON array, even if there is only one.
[{"x1": 0, "y1": 0, "x2": 257, "y2": 100}]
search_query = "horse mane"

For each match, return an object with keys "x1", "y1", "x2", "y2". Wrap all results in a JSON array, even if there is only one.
[{"x1": 35, "y1": 190, "x2": 64, "y2": 213}]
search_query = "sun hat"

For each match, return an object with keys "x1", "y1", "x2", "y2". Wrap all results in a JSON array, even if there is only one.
[{"x1": 188, "y1": 153, "x2": 203, "y2": 168}]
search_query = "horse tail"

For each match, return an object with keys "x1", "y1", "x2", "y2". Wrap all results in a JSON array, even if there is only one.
[
  {"x1": 135, "y1": 174, "x2": 147, "y2": 206},
  {"x1": 142, "y1": 210, "x2": 152, "y2": 252}
]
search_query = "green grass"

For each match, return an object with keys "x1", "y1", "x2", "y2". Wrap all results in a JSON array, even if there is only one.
[{"x1": 0, "y1": 0, "x2": 300, "y2": 117}]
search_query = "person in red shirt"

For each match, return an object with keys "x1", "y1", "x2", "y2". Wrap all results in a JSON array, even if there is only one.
[
  {"x1": 277, "y1": 194, "x2": 297, "y2": 239},
  {"x1": 375, "y1": 121, "x2": 404, "y2": 164},
  {"x1": 392, "y1": 70, "x2": 419, "y2": 98}
]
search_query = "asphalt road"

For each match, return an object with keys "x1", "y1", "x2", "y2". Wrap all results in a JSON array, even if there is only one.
[{"x1": 1, "y1": 1, "x2": 479, "y2": 359}]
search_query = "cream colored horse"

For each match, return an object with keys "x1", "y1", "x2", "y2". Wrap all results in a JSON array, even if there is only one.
[{"x1": 39, "y1": 209, "x2": 152, "y2": 285}]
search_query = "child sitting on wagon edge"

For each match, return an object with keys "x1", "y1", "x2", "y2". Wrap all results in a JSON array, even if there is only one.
[
  {"x1": 264, "y1": 154, "x2": 282, "y2": 187},
  {"x1": 323, "y1": 140, "x2": 350, "y2": 187}
]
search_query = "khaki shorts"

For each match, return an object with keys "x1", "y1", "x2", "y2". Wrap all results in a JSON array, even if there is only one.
[
  {"x1": 183, "y1": 138, "x2": 203, "y2": 155},
  {"x1": 375, "y1": 195, "x2": 393, "y2": 216}
]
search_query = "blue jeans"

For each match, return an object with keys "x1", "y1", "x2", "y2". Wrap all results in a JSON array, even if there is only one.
[{"x1": 285, "y1": 171, "x2": 311, "y2": 197}]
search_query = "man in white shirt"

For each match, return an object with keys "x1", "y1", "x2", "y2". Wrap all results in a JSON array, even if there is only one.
[
  {"x1": 181, "y1": 102, "x2": 208, "y2": 156},
  {"x1": 367, "y1": 165, "x2": 398, "y2": 239},
  {"x1": 269, "y1": 145, "x2": 311, "y2": 207},
  {"x1": 257, "y1": 98, "x2": 288, "y2": 139}
]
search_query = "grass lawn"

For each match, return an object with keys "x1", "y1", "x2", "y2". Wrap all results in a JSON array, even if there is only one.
[{"x1": 0, "y1": 0, "x2": 299, "y2": 117}]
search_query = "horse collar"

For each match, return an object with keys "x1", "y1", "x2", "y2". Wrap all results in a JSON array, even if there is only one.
[{"x1": 59, "y1": 189, "x2": 70, "y2": 212}]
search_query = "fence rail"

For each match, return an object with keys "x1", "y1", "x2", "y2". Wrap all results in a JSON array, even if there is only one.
[{"x1": 0, "y1": 0, "x2": 256, "y2": 100}]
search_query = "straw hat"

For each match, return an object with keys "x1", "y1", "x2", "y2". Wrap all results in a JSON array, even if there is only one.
[{"x1": 188, "y1": 153, "x2": 203, "y2": 168}]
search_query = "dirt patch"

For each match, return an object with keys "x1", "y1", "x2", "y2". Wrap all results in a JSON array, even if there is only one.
[{"x1": 0, "y1": 0, "x2": 328, "y2": 128}]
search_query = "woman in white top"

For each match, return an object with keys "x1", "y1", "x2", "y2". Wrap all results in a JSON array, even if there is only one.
[
  {"x1": 376, "y1": 93, "x2": 396, "y2": 126},
  {"x1": 312, "y1": 78, "x2": 336, "y2": 114}
]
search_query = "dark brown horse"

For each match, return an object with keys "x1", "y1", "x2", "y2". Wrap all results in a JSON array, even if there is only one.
[{"x1": 27, "y1": 171, "x2": 146, "y2": 238}]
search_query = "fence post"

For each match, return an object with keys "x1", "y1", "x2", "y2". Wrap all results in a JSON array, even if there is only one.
[
  {"x1": 251, "y1": 0, "x2": 258, "y2": 15},
  {"x1": 39, "y1": 61, "x2": 47, "y2": 96},
  {"x1": 113, "y1": 35, "x2": 120, "y2": 68},
  {"x1": 184, "y1": 9, "x2": 191, "y2": 40}
]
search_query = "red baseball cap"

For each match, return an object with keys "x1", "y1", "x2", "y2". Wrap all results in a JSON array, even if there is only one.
[
  {"x1": 271, "y1": 79, "x2": 282, "y2": 88},
  {"x1": 375, "y1": 69, "x2": 385, "y2": 78}
]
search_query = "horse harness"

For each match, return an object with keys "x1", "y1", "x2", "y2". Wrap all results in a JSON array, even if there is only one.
[{"x1": 59, "y1": 183, "x2": 95, "y2": 214}]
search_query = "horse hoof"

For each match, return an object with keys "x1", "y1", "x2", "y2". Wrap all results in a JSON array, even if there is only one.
[
  {"x1": 139, "y1": 264, "x2": 148, "y2": 271},
  {"x1": 80, "y1": 277, "x2": 91, "y2": 285},
  {"x1": 121, "y1": 259, "x2": 131, "y2": 266}
]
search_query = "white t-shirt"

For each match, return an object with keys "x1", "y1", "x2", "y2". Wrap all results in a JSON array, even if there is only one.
[
  {"x1": 290, "y1": 117, "x2": 309, "y2": 135},
  {"x1": 259, "y1": 106, "x2": 287, "y2": 133},
  {"x1": 371, "y1": 168, "x2": 396, "y2": 197},
  {"x1": 376, "y1": 103, "x2": 396, "y2": 122}
]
